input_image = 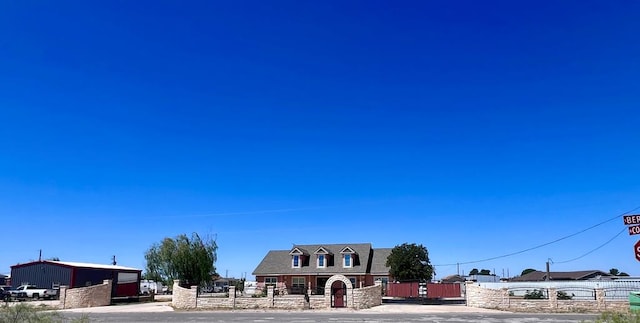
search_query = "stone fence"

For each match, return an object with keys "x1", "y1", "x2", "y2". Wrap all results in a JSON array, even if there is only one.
[
  {"x1": 172, "y1": 279, "x2": 382, "y2": 310},
  {"x1": 59, "y1": 279, "x2": 112, "y2": 309},
  {"x1": 466, "y1": 282, "x2": 629, "y2": 313}
]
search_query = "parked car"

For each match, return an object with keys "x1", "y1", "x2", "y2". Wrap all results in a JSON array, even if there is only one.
[
  {"x1": 1, "y1": 286, "x2": 11, "y2": 301},
  {"x1": 10, "y1": 285, "x2": 57, "y2": 300},
  {"x1": 1, "y1": 286, "x2": 26, "y2": 301}
]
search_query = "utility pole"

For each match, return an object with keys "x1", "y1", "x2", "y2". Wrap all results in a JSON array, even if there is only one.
[
  {"x1": 457, "y1": 263, "x2": 460, "y2": 276},
  {"x1": 546, "y1": 260, "x2": 551, "y2": 281}
]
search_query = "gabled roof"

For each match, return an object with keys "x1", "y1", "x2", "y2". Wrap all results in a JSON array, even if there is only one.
[
  {"x1": 253, "y1": 243, "x2": 389, "y2": 276},
  {"x1": 510, "y1": 270, "x2": 611, "y2": 282},
  {"x1": 340, "y1": 246, "x2": 356, "y2": 254},
  {"x1": 289, "y1": 247, "x2": 309, "y2": 256},
  {"x1": 11, "y1": 260, "x2": 140, "y2": 272},
  {"x1": 314, "y1": 246, "x2": 332, "y2": 254}
]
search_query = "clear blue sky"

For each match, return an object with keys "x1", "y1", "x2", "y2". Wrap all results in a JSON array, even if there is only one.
[{"x1": 1, "y1": 1, "x2": 639, "y2": 280}]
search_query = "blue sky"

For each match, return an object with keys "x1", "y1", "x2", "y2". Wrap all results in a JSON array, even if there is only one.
[{"x1": 1, "y1": 1, "x2": 639, "y2": 279}]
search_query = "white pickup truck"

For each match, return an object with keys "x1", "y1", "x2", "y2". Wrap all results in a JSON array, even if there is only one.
[{"x1": 10, "y1": 285, "x2": 58, "y2": 300}]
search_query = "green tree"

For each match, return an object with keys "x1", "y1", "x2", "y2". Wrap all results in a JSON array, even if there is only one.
[
  {"x1": 479, "y1": 269, "x2": 491, "y2": 275},
  {"x1": 469, "y1": 268, "x2": 479, "y2": 275},
  {"x1": 521, "y1": 268, "x2": 537, "y2": 276},
  {"x1": 144, "y1": 232, "x2": 218, "y2": 287},
  {"x1": 385, "y1": 243, "x2": 434, "y2": 282},
  {"x1": 610, "y1": 268, "x2": 630, "y2": 276}
]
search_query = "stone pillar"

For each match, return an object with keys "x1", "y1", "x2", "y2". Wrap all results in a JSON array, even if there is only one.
[
  {"x1": 228, "y1": 286, "x2": 236, "y2": 309},
  {"x1": 307, "y1": 281, "x2": 312, "y2": 296},
  {"x1": 267, "y1": 286, "x2": 274, "y2": 308},
  {"x1": 596, "y1": 288, "x2": 605, "y2": 310},
  {"x1": 172, "y1": 280, "x2": 198, "y2": 309},
  {"x1": 103, "y1": 280, "x2": 113, "y2": 305},
  {"x1": 58, "y1": 286, "x2": 68, "y2": 309},
  {"x1": 548, "y1": 288, "x2": 557, "y2": 309},
  {"x1": 501, "y1": 288, "x2": 510, "y2": 309}
]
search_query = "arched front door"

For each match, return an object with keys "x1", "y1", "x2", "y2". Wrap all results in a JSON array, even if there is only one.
[{"x1": 331, "y1": 281, "x2": 346, "y2": 308}]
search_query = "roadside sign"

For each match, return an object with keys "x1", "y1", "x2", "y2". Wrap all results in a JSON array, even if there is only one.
[
  {"x1": 623, "y1": 215, "x2": 640, "y2": 225},
  {"x1": 635, "y1": 240, "x2": 640, "y2": 262},
  {"x1": 630, "y1": 225, "x2": 640, "y2": 236}
]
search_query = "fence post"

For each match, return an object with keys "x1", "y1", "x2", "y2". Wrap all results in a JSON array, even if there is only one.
[
  {"x1": 548, "y1": 288, "x2": 557, "y2": 310},
  {"x1": 267, "y1": 285, "x2": 274, "y2": 308},
  {"x1": 595, "y1": 288, "x2": 605, "y2": 310},
  {"x1": 501, "y1": 288, "x2": 509, "y2": 309}
]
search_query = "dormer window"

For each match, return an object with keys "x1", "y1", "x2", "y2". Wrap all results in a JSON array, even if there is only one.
[
  {"x1": 343, "y1": 254, "x2": 352, "y2": 267},
  {"x1": 289, "y1": 246, "x2": 308, "y2": 268},
  {"x1": 340, "y1": 246, "x2": 357, "y2": 268},
  {"x1": 314, "y1": 246, "x2": 332, "y2": 268}
]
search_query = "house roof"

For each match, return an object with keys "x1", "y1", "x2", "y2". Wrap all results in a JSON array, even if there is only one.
[
  {"x1": 369, "y1": 248, "x2": 392, "y2": 275},
  {"x1": 253, "y1": 243, "x2": 390, "y2": 276},
  {"x1": 441, "y1": 274, "x2": 465, "y2": 283},
  {"x1": 510, "y1": 270, "x2": 611, "y2": 282},
  {"x1": 11, "y1": 260, "x2": 141, "y2": 272}
]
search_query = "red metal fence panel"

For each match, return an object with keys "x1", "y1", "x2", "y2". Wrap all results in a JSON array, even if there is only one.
[
  {"x1": 426, "y1": 283, "x2": 461, "y2": 298},
  {"x1": 386, "y1": 282, "x2": 461, "y2": 298}
]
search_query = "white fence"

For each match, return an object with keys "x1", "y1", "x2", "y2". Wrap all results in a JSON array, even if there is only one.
[{"x1": 478, "y1": 280, "x2": 640, "y2": 300}]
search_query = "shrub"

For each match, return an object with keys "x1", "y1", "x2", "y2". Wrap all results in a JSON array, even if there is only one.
[
  {"x1": 557, "y1": 291, "x2": 574, "y2": 300},
  {"x1": 523, "y1": 289, "x2": 546, "y2": 299}
]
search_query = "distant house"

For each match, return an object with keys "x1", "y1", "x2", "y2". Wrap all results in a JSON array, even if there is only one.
[
  {"x1": 0, "y1": 273, "x2": 7, "y2": 286},
  {"x1": 440, "y1": 274, "x2": 465, "y2": 283},
  {"x1": 468, "y1": 274, "x2": 502, "y2": 283},
  {"x1": 253, "y1": 243, "x2": 391, "y2": 295},
  {"x1": 10, "y1": 260, "x2": 142, "y2": 297},
  {"x1": 510, "y1": 270, "x2": 611, "y2": 282}
]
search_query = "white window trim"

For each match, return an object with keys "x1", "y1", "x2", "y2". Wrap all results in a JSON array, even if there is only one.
[
  {"x1": 343, "y1": 253, "x2": 353, "y2": 268},
  {"x1": 292, "y1": 255, "x2": 301, "y2": 268},
  {"x1": 317, "y1": 254, "x2": 326, "y2": 268}
]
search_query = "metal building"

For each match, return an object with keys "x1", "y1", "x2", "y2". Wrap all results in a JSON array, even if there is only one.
[{"x1": 10, "y1": 260, "x2": 141, "y2": 297}]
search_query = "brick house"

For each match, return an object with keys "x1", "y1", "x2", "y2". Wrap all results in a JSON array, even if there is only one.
[{"x1": 252, "y1": 243, "x2": 391, "y2": 295}]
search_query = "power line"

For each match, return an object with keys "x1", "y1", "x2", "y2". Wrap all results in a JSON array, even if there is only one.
[
  {"x1": 554, "y1": 227, "x2": 627, "y2": 264},
  {"x1": 434, "y1": 205, "x2": 640, "y2": 267}
]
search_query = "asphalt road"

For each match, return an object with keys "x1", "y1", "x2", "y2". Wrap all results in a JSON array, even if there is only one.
[{"x1": 63, "y1": 311, "x2": 599, "y2": 323}]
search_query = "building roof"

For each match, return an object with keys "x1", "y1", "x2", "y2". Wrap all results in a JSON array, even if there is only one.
[
  {"x1": 369, "y1": 248, "x2": 392, "y2": 275},
  {"x1": 510, "y1": 270, "x2": 611, "y2": 282},
  {"x1": 11, "y1": 260, "x2": 141, "y2": 272},
  {"x1": 253, "y1": 243, "x2": 390, "y2": 276},
  {"x1": 441, "y1": 274, "x2": 465, "y2": 283}
]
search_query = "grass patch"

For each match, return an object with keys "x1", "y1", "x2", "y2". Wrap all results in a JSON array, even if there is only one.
[
  {"x1": 0, "y1": 303, "x2": 89, "y2": 323},
  {"x1": 591, "y1": 311, "x2": 640, "y2": 323}
]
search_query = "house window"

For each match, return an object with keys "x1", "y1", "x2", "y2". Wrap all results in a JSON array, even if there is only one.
[
  {"x1": 265, "y1": 277, "x2": 277, "y2": 287},
  {"x1": 292, "y1": 255, "x2": 300, "y2": 268},
  {"x1": 318, "y1": 254, "x2": 325, "y2": 268},
  {"x1": 292, "y1": 277, "x2": 305, "y2": 294},
  {"x1": 344, "y1": 254, "x2": 352, "y2": 267}
]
